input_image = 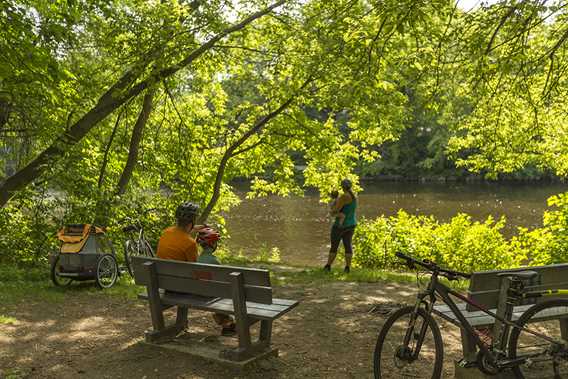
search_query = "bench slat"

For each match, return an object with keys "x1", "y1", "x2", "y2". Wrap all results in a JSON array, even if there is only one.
[
  {"x1": 139, "y1": 292, "x2": 298, "y2": 321},
  {"x1": 214, "y1": 298, "x2": 295, "y2": 313},
  {"x1": 467, "y1": 264, "x2": 568, "y2": 311},
  {"x1": 469, "y1": 264, "x2": 568, "y2": 292},
  {"x1": 132, "y1": 256, "x2": 271, "y2": 286},
  {"x1": 136, "y1": 274, "x2": 273, "y2": 304},
  {"x1": 469, "y1": 284, "x2": 568, "y2": 309},
  {"x1": 433, "y1": 303, "x2": 568, "y2": 327}
]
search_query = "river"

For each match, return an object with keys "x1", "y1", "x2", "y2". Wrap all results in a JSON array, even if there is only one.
[{"x1": 223, "y1": 182, "x2": 568, "y2": 267}]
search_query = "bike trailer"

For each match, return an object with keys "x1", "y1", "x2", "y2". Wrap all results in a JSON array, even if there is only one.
[{"x1": 49, "y1": 224, "x2": 117, "y2": 286}]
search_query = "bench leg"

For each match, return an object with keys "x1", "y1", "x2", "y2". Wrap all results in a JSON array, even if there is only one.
[
  {"x1": 259, "y1": 320, "x2": 272, "y2": 345},
  {"x1": 560, "y1": 318, "x2": 568, "y2": 341},
  {"x1": 221, "y1": 273, "x2": 253, "y2": 361},
  {"x1": 175, "y1": 306, "x2": 188, "y2": 330},
  {"x1": 145, "y1": 306, "x2": 188, "y2": 343},
  {"x1": 144, "y1": 263, "x2": 165, "y2": 332},
  {"x1": 460, "y1": 328, "x2": 478, "y2": 363}
]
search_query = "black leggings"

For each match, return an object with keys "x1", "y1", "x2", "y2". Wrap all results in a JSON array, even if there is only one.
[{"x1": 330, "y1": 225, "x2": 355, "y2": 256}]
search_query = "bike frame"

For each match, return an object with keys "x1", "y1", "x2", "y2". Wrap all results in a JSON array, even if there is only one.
[
  {"x1": 407, "y1": 271, "x2": 565, "y2": 365},
  {"x1": 124, "y1": 222, "x2": 149, "y2": 252}
]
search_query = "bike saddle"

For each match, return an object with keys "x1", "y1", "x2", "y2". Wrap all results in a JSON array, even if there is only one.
[
  {"x1": 497, "y1": 270, "x2": 538, "y2": 281},
  {"x1": 122, "y1": 225, "x2": 138, "y2": 233}
]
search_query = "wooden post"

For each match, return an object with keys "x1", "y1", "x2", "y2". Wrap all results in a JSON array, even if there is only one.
[
  {"x1": 492, "y1": 276, "x2": 512, "y2": 348},
  {"x1": 144, "y1": 261, "x2": 165, "y2": 331},
  {"x1": 230, "y1": 272, "x2": 251, "y2": 354}
]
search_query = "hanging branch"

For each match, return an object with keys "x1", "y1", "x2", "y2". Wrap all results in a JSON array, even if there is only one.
[{"x1": 98, "y1": 110, "x2": 123, "y2": 189}]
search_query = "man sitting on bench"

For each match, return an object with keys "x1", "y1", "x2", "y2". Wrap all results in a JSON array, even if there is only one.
[{"x1": 155, "y1": 201, "x2": 236, "y2": 336}]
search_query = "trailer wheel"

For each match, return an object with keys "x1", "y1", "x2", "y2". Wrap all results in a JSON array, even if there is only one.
[
  {"x1": 50, "y1": 254, "x2": 73, "y2": 287},
  {"x1": 96, "y1": 254, "x2": 118, "y2": 289}
]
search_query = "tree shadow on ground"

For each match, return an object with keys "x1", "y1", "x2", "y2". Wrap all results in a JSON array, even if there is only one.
[{"x1": 0, "y1": 278, "x2": 465, "y2": 378}]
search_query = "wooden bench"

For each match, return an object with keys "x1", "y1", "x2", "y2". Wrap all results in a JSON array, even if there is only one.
[
  {"x1": 433, "y1": 263, "x2": 568, "y2": 378},
  {"x1": 132, "y1": 256, "x2": 299, "y2": 364}
]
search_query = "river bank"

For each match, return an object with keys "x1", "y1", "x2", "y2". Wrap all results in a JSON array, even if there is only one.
[{"x1": 224, "y1": 181, "x2": 568, "y2": 266}]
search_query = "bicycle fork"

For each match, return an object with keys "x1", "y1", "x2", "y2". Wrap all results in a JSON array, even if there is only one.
[{"x1": 402, "y1": 289, "x2": 437, "y2": 361}]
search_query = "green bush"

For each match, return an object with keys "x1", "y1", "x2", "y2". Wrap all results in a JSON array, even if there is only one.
[
  {"x1": 543, "y1": 192, "x2": 568, "y2": 263},
  {"x1": 353, "y1": 192, "x2": 568, "y2": 273}
]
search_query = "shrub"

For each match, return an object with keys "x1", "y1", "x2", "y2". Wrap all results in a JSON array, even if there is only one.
[
  {"x1": 353, "y1": 191, "x2": 568, "y2": 273},
  {"x1": 543, "y1": 193, "x2": 568, "y2": 263}
]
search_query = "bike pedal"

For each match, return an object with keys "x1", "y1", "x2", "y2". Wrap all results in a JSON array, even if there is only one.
[{"x1": 457, "y1": 359, "x2": 477, "y2": 368}]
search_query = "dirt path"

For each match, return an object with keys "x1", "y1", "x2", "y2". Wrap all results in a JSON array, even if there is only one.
[{"x1": 0, "y1": 279, "x2": 465, "y2": 378}]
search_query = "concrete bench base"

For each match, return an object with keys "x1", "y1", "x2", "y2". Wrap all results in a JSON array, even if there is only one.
[{"x1": 143, "y1": 332, "x2": 278, "y2": 369}]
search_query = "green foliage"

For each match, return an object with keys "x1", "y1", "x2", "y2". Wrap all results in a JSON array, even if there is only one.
[
  {"x1": 0, "y1": 189, "x2": 61, "y2": 264},
  {"x1": 3, "y1": 0, "x2": 568, "y2": 268},
  {"x1": 543, "y1": 192, "x2": 568, "y2": 262},
  {"x1": 354, "y1": 193, "x2": 568, "y2": 272}
]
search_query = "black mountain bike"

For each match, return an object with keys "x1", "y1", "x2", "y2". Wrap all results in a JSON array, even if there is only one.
[{"x1": 373, "y1": 252, "x2": 568, "y2": 378}]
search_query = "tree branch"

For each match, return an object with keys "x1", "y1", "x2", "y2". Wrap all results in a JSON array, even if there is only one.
[
  {"x1": 0, "y1": 0, "x2": 286, "y2": 207},
  {"x1": 97, "y1": 110, "x2": 123, "y2": 189}
]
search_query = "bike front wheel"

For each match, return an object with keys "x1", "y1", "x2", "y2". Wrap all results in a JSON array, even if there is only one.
[
  {"x1": 508, "y1": 299, "x2": 568, "y2": 378},
  {"x1": 374, "y1": 306, "x2": 443, "y2": 379},
  {"x1": 123, "y1": 240, "x2": 137, "y2": 277}
]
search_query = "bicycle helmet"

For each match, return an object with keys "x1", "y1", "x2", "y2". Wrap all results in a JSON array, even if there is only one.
[
  {"x1": 175, "y1": 202, "x2": 200, "y2": 223},
  {"x1": 197, "y1": 227, "x2": 220, "y2": 247}
]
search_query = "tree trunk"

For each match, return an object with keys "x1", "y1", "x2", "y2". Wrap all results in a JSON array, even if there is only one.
[
  {"x1": 0, "y1": 0, "x2": 286, "y2": 207},
  {"x1": 116, "y1": 90, "x2": 155, "y2": 195}
]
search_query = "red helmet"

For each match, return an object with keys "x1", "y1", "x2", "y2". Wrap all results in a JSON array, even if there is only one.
[{"x1": 196, "y1": 227, "x2": 220, "y2": 247}]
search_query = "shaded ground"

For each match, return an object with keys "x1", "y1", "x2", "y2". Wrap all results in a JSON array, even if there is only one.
[{"x1": 0, "y1": 276, "x2": 465, "y2": 378}]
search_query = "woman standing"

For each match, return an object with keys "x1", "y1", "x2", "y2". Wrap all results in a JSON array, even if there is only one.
[{"x1": 324, "y1": 179, "x2": 357, "y2": 273}]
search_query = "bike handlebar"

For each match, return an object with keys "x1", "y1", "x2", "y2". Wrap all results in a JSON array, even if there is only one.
[{"x1": 395, "y1": 251, "x2": 471, "y2": 281}]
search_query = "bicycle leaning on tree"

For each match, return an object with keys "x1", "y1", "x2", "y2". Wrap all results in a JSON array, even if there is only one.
[{"x1": 373, "y1": 251, "x2": 568, "y2": 379}]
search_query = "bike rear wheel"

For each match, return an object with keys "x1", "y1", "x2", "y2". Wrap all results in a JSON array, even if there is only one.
[
  {"x1": 508, "y1": 299, "x2": 568, "y2": 378},
  {"x1": 140, "y1": 239, "x2": 154, "y2": 257},
  {"x1": 124, "y1": 239, "x2": 154, "y2": 277},
  {"x1": 374, "y1": 306, "x2": 443, "y2": 379}
]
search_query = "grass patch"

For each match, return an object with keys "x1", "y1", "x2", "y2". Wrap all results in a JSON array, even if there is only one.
[
  {"x1": 265, "y1": 266, "x2": 469, "y2": 290},
  {"x1": 0, "y1": 263, "x2": 143, "y2": 307},
  {"x1": 0, "y1": 258, "x2": 468, "y2": 309},
  {"x1": 0, "y1": 314, "x2": 17, "y2": 325}
]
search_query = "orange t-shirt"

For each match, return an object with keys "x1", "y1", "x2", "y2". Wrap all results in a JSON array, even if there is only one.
[{"x1": 156, "y1": 226, "x2": 198, "y2": 262}]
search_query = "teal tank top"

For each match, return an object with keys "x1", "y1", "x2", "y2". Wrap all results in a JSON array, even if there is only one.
[
  {"x1": 335, "y1": 198, "x2": 357, "y2": 228},
  {"x1": 197, "y1": 251, "x2": 220, "y2": 265}
]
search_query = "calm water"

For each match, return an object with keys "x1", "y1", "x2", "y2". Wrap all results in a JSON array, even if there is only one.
[{"x1": 223, "y1": 182, "x2": 568, "y2": 267}]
